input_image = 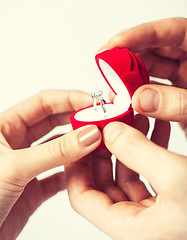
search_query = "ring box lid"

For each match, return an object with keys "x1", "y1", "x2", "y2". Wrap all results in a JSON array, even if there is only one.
[{"x1": 95, "y1": 47, "x2": 149, "y2": 111}]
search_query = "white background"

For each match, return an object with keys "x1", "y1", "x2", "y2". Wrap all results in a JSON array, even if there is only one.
[{"x1": 0, "y1": 0, "x2": 186, "y2": 239}]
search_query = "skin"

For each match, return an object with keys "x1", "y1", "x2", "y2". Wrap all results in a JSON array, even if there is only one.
[
  {"x1": 0, "y1": 90, "x2": 102, "y2": 239},
  {"x1": 66, "y1": 18, "x2": 187, "y2": 240},
  {"x1": 102, "y1": 17, "x2": 187, "y2": 130}
]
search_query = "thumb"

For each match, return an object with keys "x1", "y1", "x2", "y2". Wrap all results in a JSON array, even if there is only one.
[
  {"x1": 11, "y1": 125, "x2": 101, "y2": 181},
  {"x1": 103, "y1": 122, "x2": 186, "y2": 197},
  {"x1": 132, "y1": 84, "x2": 187, "y2": 122}
]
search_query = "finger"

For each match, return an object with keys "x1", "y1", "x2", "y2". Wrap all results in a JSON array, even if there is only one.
[
  {"x1": 66, "y1": 161, "x2": 114, "y2": 228},
  {"x1": 25, "y1": 112, "x2": 72, "y2": 146},
  {"x1": 38, "y1": 172, "x2": 66, "y2": 202},
  {"x1": 116, "y1": 160, "x2": 151, "y2": 202},
  {"x1": 0, "y1": 133, "x2": 11, "y2": 150},
  {"x1": 101, "y1": 18, "x2": 187, "y2": 52},
  {"x1": 23, "y1": 172, "x2": 66, "y2": 214},
  {"x1": 91, "y1": 150, "x2": 127, "y2": 202},
  {"x1": 151, "y1": 120, "x2": 171, "y2": 149},
  {"x1": 151, "y1": 46, "x2": 186, "y2": 61},
  {"x1": 10, "y1": 113, "x2": 72, "y2": 149},
  {"x1": 11, "y1": 90, "x2": 92, "y2": 126},
  {"x1": 0, "y1": 90, "x2": 92, "y2": 146},
  {"x1": 138, "y1": 52, "x2": 179, "y2": 83},
  {"x1": 103, "y1": 122, "x2": 187, "y2": 198},
  {"x1": 132, "y1": 84, "x2": 187, "y2": 122},
  {"x1": 2, "y1": 173, "x2": 66, "y2": 235},
  {"x1": 66, "y1": 158, "x2": 145, "y2": 239},
  {"x1": 149, "y1": 119, "x2": 170, "y2": 195},
  {"x1": 116, "y1": 115, "x2": 151, "y2": 202},
  {"x1": 133, "y1": 114, "x2": 149, "y2": 135},
  {"x1": 142, "y1": 50, "x2": 187, "y2": 89},
  {"x1": 179, "y1": 122, "x2": 187, "y2": 138},
  {"x1": 7, "y1": 125, "x2": 101, "y2": 181}
]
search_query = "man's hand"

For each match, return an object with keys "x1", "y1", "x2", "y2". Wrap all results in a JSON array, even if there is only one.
[
  {"x1": 66, "y1": 115, "x2": 187, "y2": 240},
  {"x1": 66, "y1": 18, "x2": 187, "y2": 240},
  {"x1": 101, "y1": 17, "x2": 187, "y2": 133}
]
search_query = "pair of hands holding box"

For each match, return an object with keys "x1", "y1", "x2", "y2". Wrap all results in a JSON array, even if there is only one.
[{"x1": 0, "y1": 18, "x2": 186, "y2": 240}]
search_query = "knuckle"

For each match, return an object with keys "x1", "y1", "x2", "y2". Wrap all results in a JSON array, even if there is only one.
[
  {"x1": 175, "y1": 90, "x2": 187, "y2": 121},
  {"x1": 38, "y1": 89, "x2": 51, "y2": 96},
  {"x1": 0, "y1": 152, "x2": 27, "y2": 196},
  {"x1": 48, "y1": 115, "x2": 61, "y2": 129},
  {"x1": 69, "y1": 198, "x2": 79, "y2": 213},
  {"x1": 68, "y1": 189, "x2": 82, "y2": 214},
  {"x1": 48, "y1": 137, "x2": 70, "y2": 164},
  {"x1": 109, "y1": 34, "x2": 123, "y2": 48},
  {"x1": 162, "y1": 154, "x2": 187, "y2": 199},
  {"x1": 37, "y1": 90, "x2": 50, "y2": 104},
  {"x1": 0, "y1": 176, "x2": 26, "y2": 197},
  {"x1": 38, "y1": 90, "x2": 53, "y2": 115},
  {"x1": 115, "y1": 129, "x2": 144, "y2": 166},
  {"x1": 160, "y1": 88, "x2": 187, "y2": 121}
]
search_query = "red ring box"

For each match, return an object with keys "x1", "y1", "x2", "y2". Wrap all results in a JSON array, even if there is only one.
[{"x1": 70, "y1": 47, "x2": 149, "y2": 149}]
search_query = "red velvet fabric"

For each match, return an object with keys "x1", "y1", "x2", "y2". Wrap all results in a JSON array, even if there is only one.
[{"x1": 70, "y1": 47, "x2": 149, "y2": 149}]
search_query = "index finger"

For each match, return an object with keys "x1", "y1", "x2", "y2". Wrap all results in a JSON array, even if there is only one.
[
  {"x1": 102, "y1": 18, "x2": 187, "y2": 52},
  {"x1": 66, "y1": 158, "x2": 114, "y2": 226},
  {"x1": 0, "y1": 90, "x2": 92, "y2": 148},
  {"x1": 103, "y1": 122, "x2": 187, "y2": 199},
  {"x1": 3, "y1": 90, "x2": 92, "y2": 126}
]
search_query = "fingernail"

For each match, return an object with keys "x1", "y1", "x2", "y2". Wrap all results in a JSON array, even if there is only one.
[
  {"x1": 139, "y1": 88, "x2": 160, "y2": 112},
  {"x1": 79, "y1": 125, "x2": 100, "y2": 147},
  {"x1": 104, "y1": 122, "x2": 124, "y2": 144}
]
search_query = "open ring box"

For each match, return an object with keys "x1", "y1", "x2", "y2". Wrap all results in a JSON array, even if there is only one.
[{"x1": 70, "y1": 47, "x2": 149, "y2": 149}]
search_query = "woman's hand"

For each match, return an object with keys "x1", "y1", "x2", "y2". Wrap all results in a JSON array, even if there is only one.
[
  {"x1": 66, "y1": 115, "x2": 187, "y2": 240},
  {"x1": 0, "y1": 90, "x2": 101, "y2": 239}
]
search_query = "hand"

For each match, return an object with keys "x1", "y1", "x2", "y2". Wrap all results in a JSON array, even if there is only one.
[
  {"x1": 0, "y1": 90, "x2": 101, "y2": 239},
  {"x1": 100, "y1": 17, "x2": 187, "y2": 134},
  {"x1": 66, "y1": 115, "x2": 187, "y2": 240}
]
